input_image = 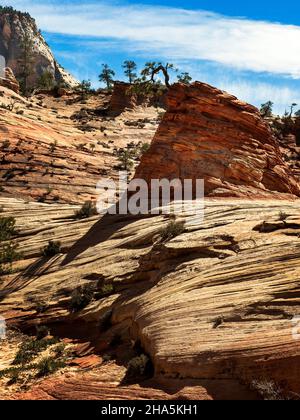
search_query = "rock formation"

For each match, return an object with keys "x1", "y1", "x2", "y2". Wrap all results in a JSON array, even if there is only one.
[
  {"x1": 135, "y1": 82, "x2": 300, "y2": 199},
  {"x1": 109, "y1": 81, "x2": 166, "y2": 116},
  {"x1": 0, "y1": 86, "x2": 160, "y2": 203},
  {"x1": 1, "y1": 197, "x2": 300, "y2": 399},
  {"x1": 0, "y1": 67, "x2": 19, "y2": 93},
  {"x1": 0, "y1": 8, "x2": 78, "y2": 89}
]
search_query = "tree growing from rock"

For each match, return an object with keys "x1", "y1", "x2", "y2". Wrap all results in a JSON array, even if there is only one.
[
  {"x1": 289, "y1": 103, "x2": 298, "y2": 117},
  {"x1": 122, "y1": 60, "x2": 137, "y2": 84},
  {"x1": 18, "y1": 32, "x2": 35, "y2": 95},
  {"x1": 260, "y1": 101, "x2": 274, "y2": 118},
  {"x1": 99, "y1": 64, "x2": 115, "y2": 90},
  {"x1": 177, "y1": 72, "x2": 192, "y2": 85},
  {"x1": 37, "y1": 71, "x2": 55, "y2": 90},
  {"x1": 141, "y1": 62, "x2": 177, "y2": 88}
]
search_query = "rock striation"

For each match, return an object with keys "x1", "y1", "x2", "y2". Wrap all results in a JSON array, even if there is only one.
[
  {"x1": 1, "y1": 197, "x2": 300, "y2": 399},
  {"x1": 135, "y1": 82, "x2": 300, "y2": 199},
  {"x1": 0, "y1": 86, "x2": 160, "y2": 204},
  {"x1": 0, "y1": 8, "x2": 78, "y2": 88}
]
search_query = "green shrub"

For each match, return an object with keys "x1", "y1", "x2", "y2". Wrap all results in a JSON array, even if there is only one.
[
  {"x1": 127, "y1": 354, "x2": 151, "y2": 377},
  {"x1": 74, "y1": 201, "x2": 98, "y2": 220},
  {"x1": 42, "y1": 240, "x2": 61, "y2": 257},
  {"x1": 160, "y1": 220, "x2": 185, "y2": 242},
  {"x1": 0, "y1": 216, "x2": 20, "y2": 275},
  {"x1": 36, "y1": 357, "x2": 66, "y2": 378},
  {"x1": 70, "y1": 284, "x2": 94, "y2": 312},
  {"x1": 13, "y1": 337, "x2": 58, "y2": 366},
  {"x1": 0, "y1": 216, "x2": 16, "y2": 241},
  {"x1": 251, "y1": 379, "x2": 285, "y2": 400}
]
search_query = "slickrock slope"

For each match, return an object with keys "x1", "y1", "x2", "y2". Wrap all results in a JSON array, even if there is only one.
[
  {"x1": 0, "y1": 86, "x2": 161, "y2": 203},
  {"x1": 135, "y1": 82, "x2": 300, "y2": 199},
  {"x1": 0, "y1": 9, "x2": 77, "y2": 88},
  {"x1": 1, "y1": 197, "x2": 300, "y2": 399}
]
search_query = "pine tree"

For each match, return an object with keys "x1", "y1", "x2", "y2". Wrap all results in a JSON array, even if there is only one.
[
  {"x1": 18, "y1": 32, "x2": 35, "y2": 95},
  {"x1": 122, "y1": 60, "x2": 137, "y2": 84},
  {"x1": 177, "y1": 72, "x2": 192, "y2": 85},
  {"x1": 99, "y1": 64, "x2": 115, "y2": 90}
]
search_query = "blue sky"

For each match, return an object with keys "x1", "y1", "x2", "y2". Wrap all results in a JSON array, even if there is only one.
[{"x1": 10, "y1": 0, "x2": 300, "y2": 114}]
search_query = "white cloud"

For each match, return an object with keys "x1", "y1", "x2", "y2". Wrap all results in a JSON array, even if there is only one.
[{"x1": 11, "y1": 0, "x2": 300, "y2": 78}]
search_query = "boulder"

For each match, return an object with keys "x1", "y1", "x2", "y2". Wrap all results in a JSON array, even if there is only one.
[{"x1": 135, "y1": 82, "x2": 300, "y2": 198}]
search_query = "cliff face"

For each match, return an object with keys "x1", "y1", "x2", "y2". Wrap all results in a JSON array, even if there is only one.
[
  {"x1": 0, "y1": 9, "x2": 78, "y2": 88},
  {"x1": 135, "y1": 82, "x2": 300, "y2": 199}
]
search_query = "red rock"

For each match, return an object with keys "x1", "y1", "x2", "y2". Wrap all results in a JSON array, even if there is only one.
[
  {"x1": 69, "y1": 355, "x2": 102, "y2": 369},
  {"x1": 135, "y1": 82, "x2": 300, "y2": 198}
]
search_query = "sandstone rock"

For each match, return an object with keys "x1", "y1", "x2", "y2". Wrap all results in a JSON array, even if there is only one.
[
  {"x1": 135, "y1": 82, "x2": 300, "y2": 198},
  {"x1": 1, "y1": 197, "x2": 300, "y2": 398},
  {"x1": 109, "y1": 82, "x2": 137, "y2": 115},
  {"x1": 0, "y1": 10, "x2": 78, "y2": 89},
  {"x1": 0, "y1": 67, "x2": 19, "y2": 93},
  {"x1": 109, "y1": 81, "x2": 166, "y2": 116},
  {"x1": 0, "y1": 88, "x2": 159, "y2": 204}
]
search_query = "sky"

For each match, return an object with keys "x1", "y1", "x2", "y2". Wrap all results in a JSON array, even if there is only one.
[{"x1": 8, "y1": 0, "x2": 300, "y2": 114}]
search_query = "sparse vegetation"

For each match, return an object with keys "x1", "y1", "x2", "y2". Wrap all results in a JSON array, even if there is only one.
[
  {"x1": 0, "y1": 335, "x2": 67, "y2": 384},
  {"x1": 12, "y1": 337, "x2": 58, "y2": 366},
  {"x1": 99, "y1": 64, "x2": 115, "y2": 90},
  {"x1": 251, "y1": 379, "x2": 285, "y2": 400},
  {"x1": 74, "y1": 201, "x2": 98, "y2": 220},
  {"x1": 42, "y1": 240, "x2": 61, "y2": 257},
  {"x1": 177, "y1": 72, "x2": 192, "y2": 84},
  {"x1": 36, "y1": 356, "x2": 66, "y2": 378},
  {"x1": 122, "y1": 60, "x2": 137, "y2": 84},
  {"x1": 49, "y1": 140, "x2": 58, "y2": 153},
  {"x1": 0, "y1": 216, "x2": 20, "y2": 275},
  {"x1": 260, "y1": 101, "x2": 274, "y2": 118},
  {"x1": 114, "y1": 147, "x2": 136, "y2": 170},
  {"x1": 278, "y1": 211, "x2": 288, "y2": 222},
  {"x1": 126, "y1": 354, "x2": 151, "y2": 378},
  {"x1": 159, "y1": 220, "x2": 185, "y2": 242},
  {"x1": 18, "y1": 32, "x2": 35, "y2": 95},
  {"x1": 37, "y1": 71, "x2": 55, "y2": 90},
  {"x1": 70, "y1": 284, "x2": 95, "y2": 312},
  {"x1": 77, "y1": 80, "x2": 92, "y2": 101}
]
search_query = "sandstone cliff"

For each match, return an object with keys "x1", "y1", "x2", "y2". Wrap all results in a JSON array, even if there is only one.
[
  {"x1": 135, "y1": 82, "x2": 300, "y2": 199},
  {"x1": 0, "y1": 8, "x2": 78, "y2": 89}
]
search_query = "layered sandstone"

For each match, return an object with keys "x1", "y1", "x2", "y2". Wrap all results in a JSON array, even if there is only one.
[
  {"x1": 0, "y1": 67, "x2": 19, "y2": 93},
  {"x1": 135, "y1": 82, "x2": 300, "y2": 198},
  {"x1": 0, "y1": 86, "x2": 160, "y2": 203},
  {"x1": 1, "y1": 197, "x2": 300, "y2": 399}
]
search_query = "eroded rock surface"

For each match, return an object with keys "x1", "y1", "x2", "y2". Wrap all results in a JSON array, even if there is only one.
[
  {"x1": 0, "y1": 87, "x2": 161, "y2": 203},
  {"x1": 135, "y1": 82, "x2": 300, "y2": 198},
  {"x1": 0, "y1": 9, "x2": 77, "y2": 88},
  {"x1": 1, "y1": 197, "x2": 300, "y2": 399},
  {"x1": 0, "y1": 67, "x2": 19, "y2": 93}
]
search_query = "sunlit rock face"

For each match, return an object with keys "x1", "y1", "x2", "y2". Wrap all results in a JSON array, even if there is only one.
[
  {"x1": 0, "y1": 10, "x2": 78, "y2": 89},
  {"x1": 135, "y1": 82, "x2": 300, "y2": 199}
]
